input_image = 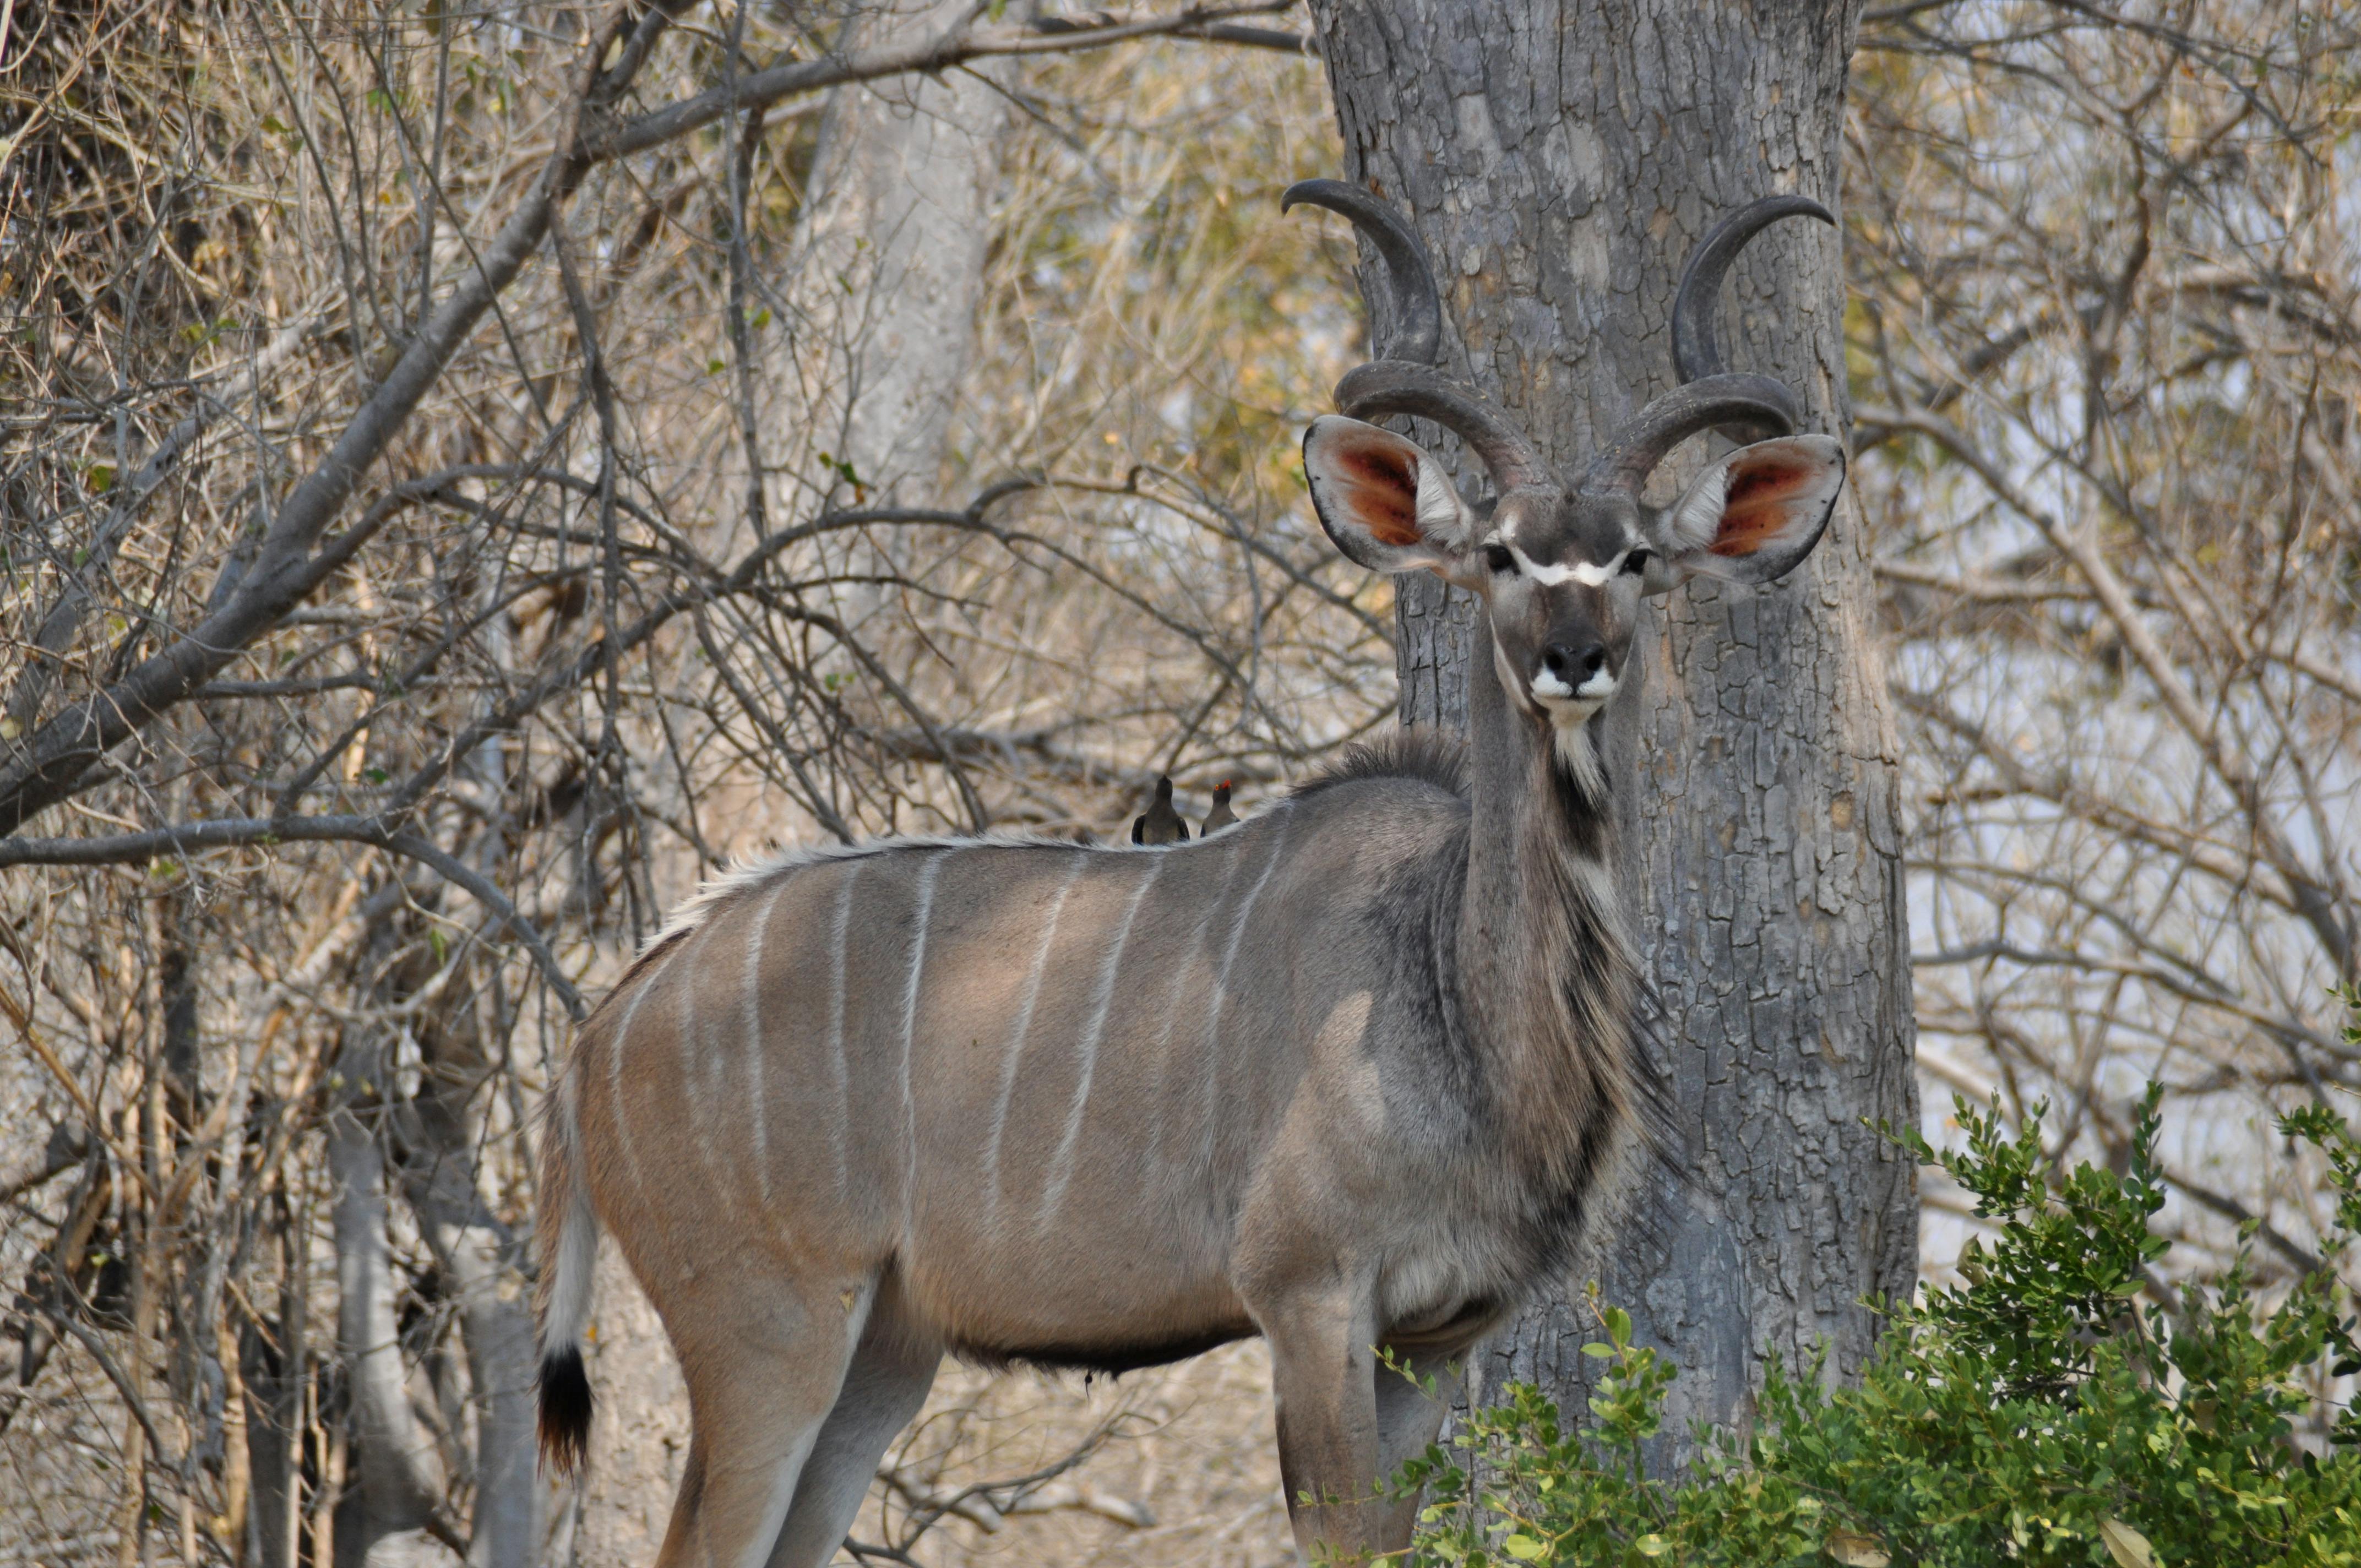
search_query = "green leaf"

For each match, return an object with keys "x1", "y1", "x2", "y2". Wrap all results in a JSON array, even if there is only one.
[
  {"x1": 1825, "y1": 1531, "x2": 1890, "y2": 1567},
  {"x1": 1392, "y1": 1058, "x2": 2361, "y2": 1568},
  {"x1": 2099, "y1": 1518, "x2": 2156, "y2": 1568}
]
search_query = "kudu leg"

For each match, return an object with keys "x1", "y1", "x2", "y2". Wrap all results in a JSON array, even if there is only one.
[
  {"x1": 652, "y1": 1280, "x2": 871, "y2": 1568},
  {"x1": 761, "y1": 1299, "x2": 938, "y2": 1568},
  {"x1": 1367, "y1": 1347, "x2": 1467, "y2": 1554},
  {"x1": 1260, "y1": 1289, "x2": 1390, "y2": 1565}
]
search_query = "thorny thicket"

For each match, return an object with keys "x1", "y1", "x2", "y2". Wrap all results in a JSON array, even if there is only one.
[{"x1": 2, "y1": 0, "x2": 2359, "y2": 1566}]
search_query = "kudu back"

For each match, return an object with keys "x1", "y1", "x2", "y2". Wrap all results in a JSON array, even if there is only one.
[{"x1": 535, "y1": 184, "x2": 1847, "y2": 1567}]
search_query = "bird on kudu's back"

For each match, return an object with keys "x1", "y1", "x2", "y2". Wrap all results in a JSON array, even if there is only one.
[
  {"x1": 1201, "y1": 781, "x2": 1237, "y2": 836},
  {"x1": 1130, "y1": 774, "x2": 1189, "y2": 845}
]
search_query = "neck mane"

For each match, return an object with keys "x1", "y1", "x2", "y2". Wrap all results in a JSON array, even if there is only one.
[{"x1": 1456, "y1": 649, "x2": 1644, "y2": 1240}]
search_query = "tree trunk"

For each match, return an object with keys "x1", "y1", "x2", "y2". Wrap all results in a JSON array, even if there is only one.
[
  {"x1": 400, "y1": 1099, "x2": 540, "y2": 1568},
  {"x1": 240, "y1": 1314, "x2": 294, "y2": 1568},
  {"x1": 1311, "y1": 0, "x2": 1917, "y2": 1460},
  {"x1": 786, "y1": 0, "x2": 1012, "y2": 505},
  {"x1": 327, "y1": 1079, "x2": 445, "y2": 1562}
]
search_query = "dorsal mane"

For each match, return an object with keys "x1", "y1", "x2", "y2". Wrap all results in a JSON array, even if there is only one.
[
  {"x1": 1290, "y1": 726, "x2": 1468, "y2": 803},
  {"x1": 601, "y1": 736, "x2": 1468, "y2": 1022},
  {"x1": 638, "y1": 830, "x2": 1088, "y2": 952}
]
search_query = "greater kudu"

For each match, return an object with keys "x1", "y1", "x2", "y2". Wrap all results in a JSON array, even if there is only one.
[{"x1": 535, "y1": 184, "x2": 1846, "y2": 1566}]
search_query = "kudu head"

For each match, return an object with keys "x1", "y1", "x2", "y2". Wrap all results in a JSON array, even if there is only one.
[{"x1": 1286, "y1": 182, "x2": 1846, "y2": 744}]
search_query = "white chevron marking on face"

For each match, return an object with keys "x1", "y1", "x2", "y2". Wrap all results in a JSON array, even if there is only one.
[
  {"x1": 983, "y1": 852, "x2": 1088, "y2": 1228},
  {"x1": 1509, "y1": 543, "x2": 1625, "y2": 587},
  {"x1": 1037, "y1": 856, "x2": 1163, "y2": 1230}
]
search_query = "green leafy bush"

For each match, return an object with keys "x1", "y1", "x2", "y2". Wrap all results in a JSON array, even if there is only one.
[{"x1": 1395, "y1": 1000, "x2": 2361, "y2": 1567}]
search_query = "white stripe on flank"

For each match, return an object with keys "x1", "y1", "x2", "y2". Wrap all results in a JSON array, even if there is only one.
[
  {"x1": 1196, "y1": 804, "x2": 1293, "y2": 1167},
  {"x1": 898, "y1": 852, "x2": 949, "y2": 1240},
  {"x1": 982, "y1": 852, "x2": 1087, "y2": 1229},
  {"x1": 825, "y1": 861, "x2": 861, "y2": 1197},
  {"x1": 605, "y1": 963, "x2": 657, "y2": 1193},
  {"x1": 1143, "y1": 833, "x2": 1251, "y2": 1177},
  {"x1": 710, "y1": 918, "x2": 734, "y2": 1122},
  {"x1": 1036, "y1": 856, "x2": 1161, "y2": 1230},
  {"x1": 678, "y1": 926, "x2": 726, "y2": 1181},
  {"x1": 740, "y1": 884, "x2": 783, "y2": 1202}
]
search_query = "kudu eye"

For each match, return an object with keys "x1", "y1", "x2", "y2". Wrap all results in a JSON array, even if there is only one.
[
  {"x1": 1483, "y1": 543, "x2": 1515, "y2": 575},
  {"x1": 1623, "y1": 548, "x2": 1653, "y2": 577}
]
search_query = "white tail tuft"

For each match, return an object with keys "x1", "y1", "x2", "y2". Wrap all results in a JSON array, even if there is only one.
[
  {"x1": 536, "y1": 1075, "x2": 599, "y2": 1357},
  {"x1": 535, "y1": 1074, "x2": 600, "y2": 1476}
]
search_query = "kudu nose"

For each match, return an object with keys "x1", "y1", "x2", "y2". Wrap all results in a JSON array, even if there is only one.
[{"x1": 1542, "y1": 643, "x2": 1608, "y2": 684}]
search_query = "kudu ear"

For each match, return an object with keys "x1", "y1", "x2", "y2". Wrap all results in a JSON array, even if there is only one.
[
  {"x1": 1303, "y1": 416, "x2": 1478, "y2": 580},
  {"x1": 1651, "y1": 434, "x2": 1845, "y2": 590}
]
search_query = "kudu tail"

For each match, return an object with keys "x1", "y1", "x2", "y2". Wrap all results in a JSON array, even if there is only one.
[{"x1": 534, "y1": 1076, "x2": 598, "y2": 1478}]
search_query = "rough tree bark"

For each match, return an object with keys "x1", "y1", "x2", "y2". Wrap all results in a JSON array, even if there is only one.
[{"x1": 1309, "y1": 0, "x2": 1917, "y2": 1456}]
